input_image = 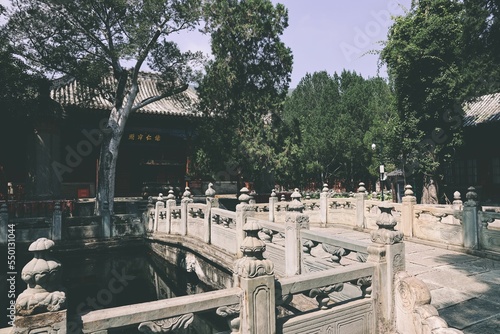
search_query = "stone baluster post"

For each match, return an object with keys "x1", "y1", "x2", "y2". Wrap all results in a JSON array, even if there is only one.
[
  {"x1": 320, "y1": 184, "x2": 329, "y2": 227},
  {"x1": 13, "y1": 238, "x2": 67, "y2": 334},
  {"x1": 154, "y1": 193, "x2": 164, "y2": 232},
  {"x1": 204, "y1": 183, "x2": 218, "y2": 243},
  {"x1": 102, "y1": 200, "x2": 111, "y2": 238},
  {"x1": 1, "y1": 203, "x2": 8, "y2": 244},
  {"x1": 285, "y1": 188, "x2": 309, "y2": 276},
  {"x1": 146, "y1": 197, "x2": 155, "y2": 232},
  {"x1": 233, "y1": 219, "x2": 275, "y2": 334},
  {"x1": 355, "y1": 182, "x2": 367, "y2": 230},
  {"x1": 367, "y1": 202, "x2": 405, "y2": 332},
  {"x1": 180, "y1": 187, "x2": 193, "y2": 236},
  {"x1": 249, "y1": 190, "x2": 257, "y2": 205},
  {"x1": 52, "y1": 202, "x2": 62, "y2": 241},
  {"x1": 452, "y1": 191, "x2": 463, "y2": 225},
  {"x1": 401, "y1": 185, "x2": 416, "y2": 237},
  {"x1": 463, "y1": 186, "x2": 479, "y2": 250},
  {"x1": 165, "y1": 190, "x2": 176, "y2": 234},
  {"x1": 236, "y1": 187, "x2": 254, "y2": 258},
  {"x1": 269, "y1": 189, "x2": 277, "y2": 223}
]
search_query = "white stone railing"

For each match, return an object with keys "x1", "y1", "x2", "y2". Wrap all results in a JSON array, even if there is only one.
[
  {"x1": 278, "y1": 263, "x2": 375, "y2": 332},
  {"x1": 10, "y1": 187, "x2": 464, "y2": 334},
  {"x1": 479, "y1": 210, "x2": 500, "y2": 253},
  {"x1": 250, "y1": 184, "x2": 500, "y2": 256},
  {"x1": 410, "y1": 204, "x2": 462, "y2": 246},
  {"x1": 210, "y1": 207, "x2": 238, "y2": 255},
  {"x1": 80, "y1": 288, "x2": 242, "y2": 333}
]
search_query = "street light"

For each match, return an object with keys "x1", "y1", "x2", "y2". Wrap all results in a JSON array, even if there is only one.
[{"x1": 371, "y1": 143, "x2": 385, "y2": 201}]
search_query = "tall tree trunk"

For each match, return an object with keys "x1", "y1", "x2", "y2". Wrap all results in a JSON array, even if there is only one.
[
  {"x1": 94, "y1": 78, "x2": 137, "y2": 216},
  {"x1": 95, "y1": 129, "x2": 122, "y2": 215},
  {"x1": 421, "y1": 174, "x2": 439, "y2": 204}
]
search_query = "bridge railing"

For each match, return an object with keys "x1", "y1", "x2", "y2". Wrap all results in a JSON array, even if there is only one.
[
  {"x1": 210, "y1": 207, "x2": 238, "y2": 254},
  {"x1": 80, "y1": 288, "x2": 242, "y2": 334},
  {"x1": 246, "y1": 183, "x2": 500, "y2": 256},
  {"x1": 10, "y1": 182, "x2": 463, "y2": 334}
]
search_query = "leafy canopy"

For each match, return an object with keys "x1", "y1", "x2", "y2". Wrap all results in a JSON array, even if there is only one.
[
  {"x1": 7, "y1": 0, "x2": 204, "y2": 103},
  {"x1": 381, "y1": 0, "x2": 465, "y2": 186},
  {"x1": 282, "y1": 70, "x2": 397, "y2": 190},
  {"x1": 192, "y1": 0, "x2": 293, "y2": 191}
]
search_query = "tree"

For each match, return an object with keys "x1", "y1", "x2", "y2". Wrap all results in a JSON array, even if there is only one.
[
  {"x1": 192, "y1": 0, "x2": 293, "y2": 192},
  {"x1": 282, "y1": 70, "x2": 397, "y2": 190},
  {"x1": 0, "y1": 5, "x2": 41, "y2": 117},
  {"x1": 7, "y1": 0, "x2": 204, "y2": 213},
  {"x1": 461, "y1": 0, "x2": 500, "y2": 98},
  {"x1": 381, "y1": 0, "x2": 466, "y2": 203}
]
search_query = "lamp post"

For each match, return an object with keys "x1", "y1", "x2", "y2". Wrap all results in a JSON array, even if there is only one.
[{"x1": 371, "y1": 143, "x2": 385, "y2": 201}]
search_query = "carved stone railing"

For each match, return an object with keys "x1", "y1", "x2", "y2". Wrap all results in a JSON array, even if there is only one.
[
  {"x1": 211, "y1": 207, "x2": 236, "y2": 229},
  {"x1": 210, "y1": 207, "x2": 238, "y2": 254},
  {"x1": 277, "y1": 263, "x2": 375, "y2": 332},
  {"x1": 13, "y1": 187, "x2": 463, "y2": 334},
  {"x1": 186, "y1": 202, "x2": 207, "y2": 238},
  {"x1": 412, "y1": 204, "x2": 463, "y2": 247},
  {"x1": 479, "y1": 210, "x2": 500, "y2": 253},
  {"x1": 80, "y1": 288, "x2": 242, "y2": 333},
  {"x1": 4, "y1": 199, "x2": 74, "y2": 219},
  {"x1": 327, "y1": 197, "x2": 357, "y2": 227}
]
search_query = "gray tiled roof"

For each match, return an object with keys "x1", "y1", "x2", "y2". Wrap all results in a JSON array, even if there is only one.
[
  {"x1": 463, "y1": 92, "x2": 500, "y2": 127},
  {"x1": 50, "y1": 72, "x2": 202, "y2": 117}
]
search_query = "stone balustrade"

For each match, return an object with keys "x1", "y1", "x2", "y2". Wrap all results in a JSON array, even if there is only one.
[
  {"x1": 242, "y1": 183, "x2": 500, "y2": 257},
  {"x1": 2, "y1": 179, "x2": 496, "y2": 257},
  {"x1": 5, "y1": 183, "x2": 464, "y2": 334}
]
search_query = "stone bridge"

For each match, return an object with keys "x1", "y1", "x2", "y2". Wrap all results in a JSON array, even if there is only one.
[{"x1": 3, "y1": 184, "x2": 478, "y2": 334}]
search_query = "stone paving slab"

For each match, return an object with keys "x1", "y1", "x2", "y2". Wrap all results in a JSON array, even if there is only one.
[
  {"x1": 428, "y1": 286, "x2": 475, "y2": 309},
  {"x1": 438, "y1": 258, "x2": 500, "y2": 276},
  {"x1": 415, "y1": 268, "x2": 490, "y2": 295},
  {"x1": 474, "y1": 268, "x2": 500, "y2": 285},
  {"x1": 438, "y1": 298, "x2": 500, "y2": 330},
  {"x1": 405, "y1": 261, "x2": 435, "y2": 276},
  {"x1": 462, "y1": 314, "x2": 500, "y2": 334},
  {"x1": 404, "y1": 242, "x2": 440, "y2": 253},
  {"x1": 406, "y1": 252, "x2": 477, "y2": 268}
]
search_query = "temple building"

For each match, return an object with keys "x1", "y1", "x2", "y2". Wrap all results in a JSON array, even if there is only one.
[
  {"x1": 0, "y1": 73, "x2": 202, "y2": 200},
  {"x1": 445, "y1": 92, "x2": 500, "y2": 203}
]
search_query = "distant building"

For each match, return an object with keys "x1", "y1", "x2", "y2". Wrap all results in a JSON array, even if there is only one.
[{"x1": 444, "y1": 93, "x2": 500, "y2": 203}]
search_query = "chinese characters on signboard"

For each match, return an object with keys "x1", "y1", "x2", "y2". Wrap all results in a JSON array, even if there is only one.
[{"x1": 127, "y1": 133, "x2": 161, "y2": 142}]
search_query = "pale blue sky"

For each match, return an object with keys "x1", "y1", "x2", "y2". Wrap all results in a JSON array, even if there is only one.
[
  {"x1": 1, "y1": 0, "x2": 413, "y2": 87},
  {"x1": 171, "y1": 0, "x2": 413, "y2": 87},
  {"x1": 272, "y1": 0, "x2": 412, "y2": 87}
]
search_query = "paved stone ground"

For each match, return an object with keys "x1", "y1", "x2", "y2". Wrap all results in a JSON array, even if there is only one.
[{"x1": 310, "y1": 226, "x2": 500, "y2": 333}]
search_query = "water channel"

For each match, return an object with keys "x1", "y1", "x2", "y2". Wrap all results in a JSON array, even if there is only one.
[{"x1": 1, "y1": 245, "x2": 230, "y2": 333}]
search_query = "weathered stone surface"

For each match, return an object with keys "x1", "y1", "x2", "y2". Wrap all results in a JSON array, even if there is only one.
[
  {"x1": 15, "y1": 238, "x2": 66, "y2": 316},
  {"x1": 438, "y1": 297, "x2": 500, "y2": 330},
  {"x1": 427, "y1": 286, "x2": 475, "y2": 310},
  {"x1": 12, "y1": 310, "x2": 67, "y2": 334},
  {"x1": 462, "y1": 314, "x2": 500, "y2": 334},
  {"x1": 416, "y1": 269, "x2": 489, "y2": 296},
  {"x1": 279, "y1": 298, "x2": 374, "y2": 334}
]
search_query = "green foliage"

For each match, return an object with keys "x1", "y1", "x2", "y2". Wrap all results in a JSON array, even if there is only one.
[
  {"x1": 7, "y1": 0, "x2": 204, "y2": 102},
  {"x1": 0, "y1": 16, "x2": 43, "y2": 118},
  {"x1": 192, "y1": 0, "x2": 293, "y2": 192},
  {"x1": 282, "y1": 70, "x2": 397, "y2": 190},
  {"x1": 381, "y1": 0, "x2": 466, "y2": 191},
  {"x1": 461, "y1": 0, "x2": 500, "y2": 97}
]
